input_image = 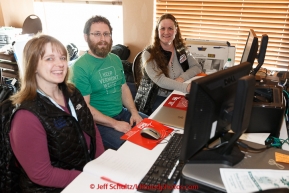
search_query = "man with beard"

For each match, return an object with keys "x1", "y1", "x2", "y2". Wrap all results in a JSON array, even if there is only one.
[{"x1": 71, "y1": 15, "x2": 147, "y2": 150}]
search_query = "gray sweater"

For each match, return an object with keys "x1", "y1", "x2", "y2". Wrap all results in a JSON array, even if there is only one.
[{"x1": 142, "y1": 49, "x2": 202, "y2": 97}]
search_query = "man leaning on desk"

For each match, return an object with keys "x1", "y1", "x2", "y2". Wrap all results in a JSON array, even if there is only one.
[{"x1": 71, "y1": 15, "x2": 148, "y2": 151}]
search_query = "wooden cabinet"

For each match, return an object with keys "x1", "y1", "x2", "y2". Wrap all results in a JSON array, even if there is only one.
[{"x1": 0, "y1": 0, "x2": 34, "y2": 27}]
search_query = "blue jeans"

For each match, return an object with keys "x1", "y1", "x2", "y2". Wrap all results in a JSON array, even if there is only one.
[
  {"x1": 152, "y1": 95, "x2": 167, "y2": 113},
  {"x1": 97, "y1": 107, "x2": 148, "y2": 150}
]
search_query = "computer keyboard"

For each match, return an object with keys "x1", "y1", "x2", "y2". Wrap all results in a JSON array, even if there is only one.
[{"x1": 137, "y1": 133, "x2": 184, "y2": 193}]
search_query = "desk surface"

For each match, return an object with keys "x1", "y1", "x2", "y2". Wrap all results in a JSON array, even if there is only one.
[{"x1": 62, "y1": 81, "x2": 289, "y2": 193}]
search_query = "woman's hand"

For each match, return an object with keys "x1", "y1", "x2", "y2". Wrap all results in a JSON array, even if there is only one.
[
  {"x1": 175, "y1": 77, "x2": 184, "y2": 83},
  {"x1": 186, "y1": 83, "x2": 191, "y2": 93}
]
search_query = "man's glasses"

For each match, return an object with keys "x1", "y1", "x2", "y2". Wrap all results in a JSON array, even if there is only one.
[{"x1": 89, "y1": 32, "x2": 111, "y2": 38}]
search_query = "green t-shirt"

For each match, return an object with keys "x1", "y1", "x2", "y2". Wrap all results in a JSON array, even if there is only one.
[{"x1": 71, "y1": 52, "x2": 125, "y2": 117}]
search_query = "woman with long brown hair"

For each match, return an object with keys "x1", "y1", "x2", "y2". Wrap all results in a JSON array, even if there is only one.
[{"x1": 136, "y1": 13, "x2": 202, "y2": 114}]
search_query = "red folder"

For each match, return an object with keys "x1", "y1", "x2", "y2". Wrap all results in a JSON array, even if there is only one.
[{"x1": 163, "y1": 94, "x2": 188, "y2": 111}]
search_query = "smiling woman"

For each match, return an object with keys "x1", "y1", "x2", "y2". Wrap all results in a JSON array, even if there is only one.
[
  {"x1": 134, "y1": 13, "x2": 202, "y2": 115},
  {"x1": 8, "y1": 34, "x2": 105, "y2": 192},
  {"x1": 33, "y1": 1, "x2": 123, "y2": 51}
]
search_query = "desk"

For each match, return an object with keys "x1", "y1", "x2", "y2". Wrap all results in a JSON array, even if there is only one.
[{"x1": 62, "y1": 87, "x2": 289, "y2": 193}]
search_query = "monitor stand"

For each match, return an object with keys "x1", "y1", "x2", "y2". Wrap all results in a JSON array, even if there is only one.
[{"x1": 187, "y1": 133, "x2": 244, "y2": 166}]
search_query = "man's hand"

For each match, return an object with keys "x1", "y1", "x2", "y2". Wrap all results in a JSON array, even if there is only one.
[
  {"x1": 113, "y1": 112, "x2": 143, "y2": 133},
  {"x1": 129, "y1": 112, "x2": 143, "y2": 126},
  {"x1": 114, "y1": 121, "x2": 132, "y2": 133}
]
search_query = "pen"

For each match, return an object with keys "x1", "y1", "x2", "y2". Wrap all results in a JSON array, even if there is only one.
[{"x1": 100, "y1": 176, "x2": 126, "y2": 188}]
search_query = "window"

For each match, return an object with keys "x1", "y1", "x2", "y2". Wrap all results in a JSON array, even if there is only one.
[
  {"x1": 34, "y1": 1, "x2": 123, "y2": 51},
  {"x1": 156, "y1": 0, "x2": 289, "y2": 71}
]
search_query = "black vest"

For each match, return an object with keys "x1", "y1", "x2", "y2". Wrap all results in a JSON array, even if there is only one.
[
  {"x1": 13, "y1": 86, "x2": 96, "y2": 193},
  {"x1": 158, "y1": 46, "x2": 189, "y2": 72}
]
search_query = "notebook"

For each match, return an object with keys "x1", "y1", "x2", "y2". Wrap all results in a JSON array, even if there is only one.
[
  {"x1": 151, "y1": 94, "x2": 188, "y2": 129},
  {"x1": 181, "y1": 140, "x2": 289, "y2": 192}
]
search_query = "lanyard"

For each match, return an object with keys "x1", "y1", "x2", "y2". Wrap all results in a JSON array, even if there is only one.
[{"x1": 37, "y1": 89, "x2": 78, "y2": 121}]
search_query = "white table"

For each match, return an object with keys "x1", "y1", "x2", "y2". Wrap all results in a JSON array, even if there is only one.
[{"x1": 62, "y1": 88, "x2": 289, "y2": 193}]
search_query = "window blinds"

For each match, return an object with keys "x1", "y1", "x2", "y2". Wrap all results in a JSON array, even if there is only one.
[{"x1": 156, "y1": 0, "x2": 289, "y2": 71}]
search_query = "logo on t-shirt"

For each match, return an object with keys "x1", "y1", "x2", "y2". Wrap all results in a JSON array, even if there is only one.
[{"x1": 98, "y1": 66, "x2": 119, "y2": 94}]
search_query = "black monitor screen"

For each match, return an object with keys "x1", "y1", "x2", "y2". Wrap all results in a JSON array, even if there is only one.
[
  {"x1": 240, "y1": 29, "x2": 259, "y2": 66},
  {"x1": 251, "y1": 34, "x2": 269, "y2": 75},
  {"x1": 180, "y1": 62, "x2": 255, "y2": 165}
]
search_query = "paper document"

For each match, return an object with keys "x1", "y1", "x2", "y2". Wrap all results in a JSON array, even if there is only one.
[
  {"x1": 62, "y1": 148, "x2": 153, "y2": 193},
  {"x1": 83, "y1": 149, "x2": 149, "y2": 186},
  {"x1": 239, "y1": 133, "x2": 270, "y2": 145},
  {"x1": 220, "y1": 168, "x2": 289, "y2": 193}
]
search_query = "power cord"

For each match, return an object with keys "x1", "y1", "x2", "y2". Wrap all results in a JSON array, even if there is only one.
[
  {"x1": 237, "y1": 141, "x2": 270, "y2": 152},
  {"x1": 205, "y1": 141, "x2": 229, "y2": 150},
  {"x1": 265, "y1": 136, "x2": 289, "y2": 149},
  {"x1": 204, "y1": 140, "x2": 270, "y2": 153},
  {"x1": 283, "y1": 90, "x2": 289, "y2": 125}
]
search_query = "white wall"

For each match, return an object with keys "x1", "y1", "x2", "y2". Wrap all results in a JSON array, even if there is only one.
[{"x1": 123, "y1": 0, "x2": 154, "y2": 62}]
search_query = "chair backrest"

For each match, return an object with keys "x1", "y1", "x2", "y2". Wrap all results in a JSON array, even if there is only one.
[
  {"x1": 22, "y1": 15, "x2": 42, "y2": 35},
  {"x1": 132, "y1": 51, "x2": 143, "y2": 90}
]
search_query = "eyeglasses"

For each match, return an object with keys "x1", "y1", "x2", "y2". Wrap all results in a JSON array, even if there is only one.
[{"x1": 89, "y1": 32, "x2": 111, "y2": 38}]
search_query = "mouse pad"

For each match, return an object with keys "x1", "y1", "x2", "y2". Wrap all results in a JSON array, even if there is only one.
[{"x1": 121, "y1": 118, "x2": 174, "y2": 150}]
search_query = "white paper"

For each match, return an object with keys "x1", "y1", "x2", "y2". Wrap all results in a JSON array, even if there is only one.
[
  {"x1": 83, "y1": 149, "x2": 150, "y2": 186},
  {"x1": 239, "y1": 133, "x2": 270, "y2": 145},
  {"x1": 62, "y1": 148, "x2": 149, "y2": 193},
  {"x1": 220, "y1": 168, "x2": 289, "y2": 193}
]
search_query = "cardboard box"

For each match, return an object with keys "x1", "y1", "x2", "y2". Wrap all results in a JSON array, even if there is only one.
[{"x1": 187, "y1": 43, "x2": 236, "y2": 74}]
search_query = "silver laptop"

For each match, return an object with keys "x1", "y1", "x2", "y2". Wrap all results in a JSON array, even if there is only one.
[
  {"x1": 151, "y1": 106, "x2": 187, "y2": 129},
  {"x1": 181, "y1": 140, "x2": 289, "y2": 192},
  {"x1": 151, "y1": 94, "x2": 188, "y2": 129}
]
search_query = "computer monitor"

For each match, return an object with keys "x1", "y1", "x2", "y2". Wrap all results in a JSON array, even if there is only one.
[
  {"x1": 240, "y1": 29, "x2": 259, "y2": 67},
  {"x1": 251, "y1": 34, "x2": 269, "y2": 75},
  {"x1": 180, "y1": 62, "x2": 255, "y2": 166}
]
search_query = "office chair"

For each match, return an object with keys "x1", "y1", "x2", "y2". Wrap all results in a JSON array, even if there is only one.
[
  {"x1": 7, "y1": 14, "x2": 42, "y2": 83},
  {"x1": 132, "y1": 51, "x2": 143, "y2": 90},
  {"x1": 133, "y1": 50, "x2": 160, "y2": 115},
  {"x1": 22, "y1": 14, "x2": 42, "y2": 34}
]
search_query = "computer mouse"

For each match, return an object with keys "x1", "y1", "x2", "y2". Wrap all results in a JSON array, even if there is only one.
[{"x1": 140, "y1": 127, "x2": 161, "y2": 140}]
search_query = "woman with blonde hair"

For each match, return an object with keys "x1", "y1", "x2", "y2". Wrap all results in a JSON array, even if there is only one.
[{"x1": 9, "y1": 34, "x2": 104, "y2": 192}]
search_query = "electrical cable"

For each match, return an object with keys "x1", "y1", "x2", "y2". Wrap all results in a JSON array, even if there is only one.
[
  {"x1": 236, "y1": 141, "x2": 270, "y2": 152},
  {"x1": 282, "y1": 90, "x2": 289, "y2": 125},
  {"x1": 205, "y1": 141, "x2": 229, "y2": 150}
]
